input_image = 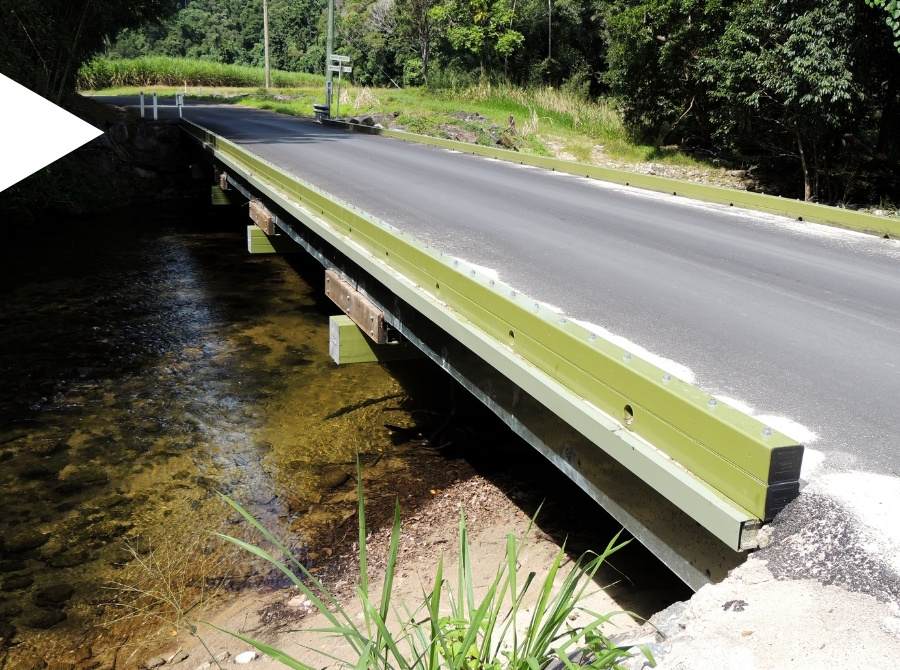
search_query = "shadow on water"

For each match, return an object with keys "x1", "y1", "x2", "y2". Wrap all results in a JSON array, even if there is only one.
[{"x1": 0, "y1": 199, "x2": 687, "y2": 669}]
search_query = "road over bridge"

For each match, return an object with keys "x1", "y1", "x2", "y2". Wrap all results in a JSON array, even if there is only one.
[
  {"x1": 183, "y1": 102, "x2": 900, "y2": 472},
  {"x1": 97, "y1": 97, "x2": 900, "y2": 592}
]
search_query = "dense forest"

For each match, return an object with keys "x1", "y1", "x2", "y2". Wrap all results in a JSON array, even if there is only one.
[
  {"x1": 2, "y1": 0, "x2": 900, "y2": 203},
  {"x1": 104, "y1": 0, "x2": 900, "y2": 203}
]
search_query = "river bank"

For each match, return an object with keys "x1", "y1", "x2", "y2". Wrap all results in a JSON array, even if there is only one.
[{"x1": 131, "y1": 470, "x2": 900, "y2": 670}]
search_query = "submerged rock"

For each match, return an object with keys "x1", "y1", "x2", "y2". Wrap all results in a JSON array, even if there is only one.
[
  {"x1": 34, "y1": 584, "x2": 74, "y2": 606},
  {"x1": 0, "y1": 559, "x2": 27, "y2": 574},
  {"x1": 0, "y1": 621, "x2": 16, "y2": 646},
  {"x1": 5, "y1": 529, "x2": 49, "y2": 554},
  {"x1": 320, "y1": 465, "x2": 349, "y2": 489},
  {"x1": 45, "y1": 549, "x2": 89, "y2": 569},
  {"x1": 0, "y1": 599, "x2": 24, "y2": 618},
  {"x1": 24, "y1": 608, "x2": 67, "y2": 629},
  {"x1": 1, "y1": 574, "x2": 33, "y2": 591}
]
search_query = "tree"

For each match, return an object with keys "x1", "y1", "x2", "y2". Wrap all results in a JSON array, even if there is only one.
[
  {"x1": 701, "y1": 0, "x2": 862, "y2": 200},
  {"x1": 0, "y1": 0, "x2": 175, "y2": 101},
  {"x1": 605, "y1": 0, "x2": 900, "y2": 203},
  {"x1": 393, "y1": 0, "x2": 440, "y2": 82},
  {"x1": 700, "y1": 0, "x2": 900, "y2": 201},
  {"x1": 430, "y1": 0, "x2": 525, "y2": 73},
  {"x1": 866, "y1": 0, "x2": 900, "y2": 51},
  {"x1": 604, "y1": 0, "x2": 728, "y2": 145}
]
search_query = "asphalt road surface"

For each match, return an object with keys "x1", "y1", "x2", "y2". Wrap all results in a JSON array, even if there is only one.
[{"x1": 105, "y1": 99, "x2": 900, "y2": 480}]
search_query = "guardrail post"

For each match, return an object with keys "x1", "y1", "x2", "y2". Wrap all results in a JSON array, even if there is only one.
[
  {"x1": 139, "y1": 92, "x2": 144, "y2": 119},
  {"x1": 176, "y1": 93, "x2": 183, "y2": 119},
  {"x1": 152, "y1": 92, "x2": 158, "y2": 121}
]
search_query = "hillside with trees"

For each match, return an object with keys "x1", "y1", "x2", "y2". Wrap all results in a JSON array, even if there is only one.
[
  {"x1": 2, "y1": 0, "x2": 898, "y2": 205},
  {"x1": 99, "y1": 0, "x2": 900, "y2": 204}
]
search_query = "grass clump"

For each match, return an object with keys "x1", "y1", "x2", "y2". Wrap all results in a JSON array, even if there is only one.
[
  {"x1": 77, "y1": 56, "x2": 323, "y2": 90},
  {"x1": 209, "y1": 461, "x2": 653, "y2": 670}
]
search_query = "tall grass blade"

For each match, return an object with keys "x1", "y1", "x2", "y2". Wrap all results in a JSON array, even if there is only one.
[
  {"x1": 356, "y1": 458, "x2": 371, "y2": 638},
  {"x1": 204, "y1": 624, "x2": 314, "y2": 670}
]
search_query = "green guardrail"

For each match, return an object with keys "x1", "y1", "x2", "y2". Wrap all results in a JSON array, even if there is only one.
[
  {"x1": 182, "y1": 120, "x2": 803, "y2": 527},
  {"x1": 324, "y1": 119, "x2": 900, "y2": 240}
]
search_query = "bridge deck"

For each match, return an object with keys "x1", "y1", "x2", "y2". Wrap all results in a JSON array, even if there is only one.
[{"x1": 127, "y1": 98, "x2": 900, "y2": 588}]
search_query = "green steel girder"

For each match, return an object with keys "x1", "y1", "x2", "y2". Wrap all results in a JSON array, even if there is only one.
[
  {"x1": 325, "y1": 119, "x2": 900, "y2": 240},
  {"x1": 182, "y1": 120, "x2": 803, "y2": 528}
]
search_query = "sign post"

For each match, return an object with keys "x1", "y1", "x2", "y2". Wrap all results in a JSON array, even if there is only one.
[
  {"x1": 329, "y1": 56, "x2": 352, "y2": 119},
  {"x1": 325, "y1": 0, "x2": 334, "y2": 113}
]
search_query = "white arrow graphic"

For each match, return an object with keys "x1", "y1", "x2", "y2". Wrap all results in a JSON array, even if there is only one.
[{"x1": 0, "y1": 72, "x2": 104, "y2": 193}]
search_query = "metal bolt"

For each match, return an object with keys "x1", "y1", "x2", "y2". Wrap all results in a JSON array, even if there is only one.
[
  {"x1": 470, "y1": 270, "x2": 476, "y2": 275},
  {"x1": 534, "y1": 303, "x2": 541, "y2": 310},
  {"x1": 708, "y1": 398, "x2": 717, "y2": 407},
  {"x1": 454, "y1": 260, "x2": 459, "y2": 267},
  {"x1": 662, "y1": 373, "x2": 671, "y2": 382},
  {"x1": 559, "y1": 318, "x2": 567, "y2": 324},
  {"x1": 623, "y1": 353, "x2": 632, "y2": 361},
  {"x1": 489, "y1": 279, "x2": 495, "y2": 286},
  {"x1": 510, "y1": 290, "x2": 517, "y2": 297},
  {"x1": 589, "y1": 334, "x2": 597, "y2": 341},
  {"x1": 762, "y1": 427, "x2": 772, "y2": 437}
]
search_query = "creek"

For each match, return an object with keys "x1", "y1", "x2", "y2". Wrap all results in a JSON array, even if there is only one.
[
  {"x1": 0, "y1": 202, "x2": 475, "y2": 668},
  {"x1": 0, "y1": 201, "x2": 688, "y2": 669}
]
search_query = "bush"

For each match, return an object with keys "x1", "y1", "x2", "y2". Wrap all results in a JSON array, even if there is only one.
[{"x1": 209, "y1": 461, "x2": 654, "y2": 670}]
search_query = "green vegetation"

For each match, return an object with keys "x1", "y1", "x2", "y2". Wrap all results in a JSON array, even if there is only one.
[
  {"x1": 93, "y1": 0, "x2": 899, "y2": 204},
  {"x1": 77, "y1": 56, "x2": 323, "y2": 89},
  {"x1": 606, "y1": 0, "x2": 900, "y2": 204},
  {"x1": 209, "y1": 464, "x2": 650, "y2": 670},
  {"x1": 866, "y1": 0, "x2": 900, "y2": 50},
  {"x1": 0, "y1": 0, "x2": 174, "y2": 102},
  {"x1": 3, "y1": 0, "x2": 898, "y2": 207},
  {"x1": 82, "y1": 72, "x2": 706, "y2": 169}
]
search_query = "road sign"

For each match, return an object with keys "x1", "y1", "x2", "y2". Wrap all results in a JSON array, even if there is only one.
[
  {"x1": 329, "y1": 64, "x2": 352, "y2": 73},
  {"x1": 340, "y1": 66, "x2": 352, "y2": 73},
  {"x1": 331, "y1": 54, "x2": 350, "y2": 62}
]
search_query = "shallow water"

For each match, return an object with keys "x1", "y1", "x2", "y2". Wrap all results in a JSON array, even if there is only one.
[{"x1": 0, "y1": 205, "x2": 440, "y2": 667}]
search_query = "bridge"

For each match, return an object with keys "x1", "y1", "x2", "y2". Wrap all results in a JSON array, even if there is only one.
[{"x1": 100, "y1": 97, "x2": 900, "y2": 590}]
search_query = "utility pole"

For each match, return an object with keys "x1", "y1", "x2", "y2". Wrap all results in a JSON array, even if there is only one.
[
  {"x1": 548, "y1": 0, "x2": 552, "y2": 61},
  {"x1": 263, "y1": 0, "x2": 272, "y2": 89},
  {"x1": 326, "y1": 0, "x2": 334, "y2": 112}
]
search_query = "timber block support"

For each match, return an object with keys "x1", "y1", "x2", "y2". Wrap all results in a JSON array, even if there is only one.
[
  {"x1": 329, "y1": 315, "x2": 423, "y2": 364},
  {"x1": 246, "y1": 226, "x2": 300, "y2": 253},
  {"x1": 211, "y1": 185, "x2": 233, "y2": 205}
]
